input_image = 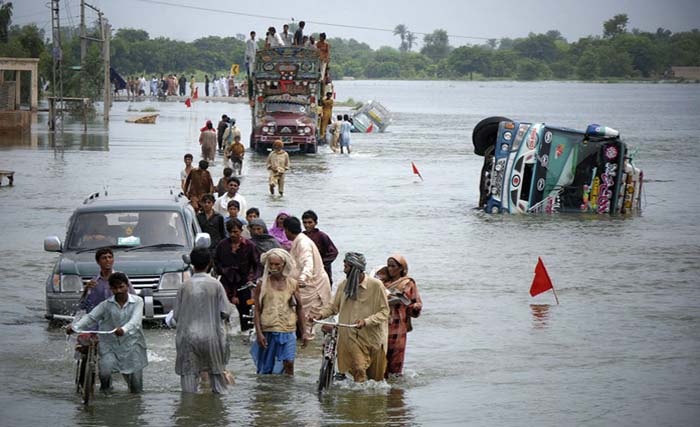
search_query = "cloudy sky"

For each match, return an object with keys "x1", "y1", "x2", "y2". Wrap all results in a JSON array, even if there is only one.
[{"x1": 11, "y1": 0, "x2": 700, "y2": 49}]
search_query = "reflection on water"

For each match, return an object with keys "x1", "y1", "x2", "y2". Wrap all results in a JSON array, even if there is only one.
[
  {"x1": 172, "y1": 393, "x2": 228, "y2": 427},
  {"x1": 530, "y1": 304, "x2": 551, "y2": 329}
]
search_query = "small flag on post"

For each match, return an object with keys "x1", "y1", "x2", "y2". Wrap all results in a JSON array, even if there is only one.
[
  {"x1": 411, "y1": 162, "x2": 423, "y2": 181},
  {"x1": 530, "y1": 257, "x2": 559, "y2": 304},
  {"x1": 184, "y1": 98, "x2": 192, "y2": 108},
  {"x1": 193, "y1": 88, "x2": 199, "y2": 99}
]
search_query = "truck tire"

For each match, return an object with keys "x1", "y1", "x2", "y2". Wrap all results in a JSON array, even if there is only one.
[
  {"x1": 473, "y1": 116, "x2": 511, "y2": 156},
  {"x1": 306, "y1": 143, "x2": 318, "y2": 154}
]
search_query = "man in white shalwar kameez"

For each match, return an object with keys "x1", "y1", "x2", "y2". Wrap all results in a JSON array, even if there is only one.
[
  {"x1": 284, "y1": 216, "x2": 331, "y2": 340},
  {"x1": 173, "y1": 248, "x2": 234, "y2": 393}
]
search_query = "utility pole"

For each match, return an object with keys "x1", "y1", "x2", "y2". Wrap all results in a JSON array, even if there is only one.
[
  {"x1": 50, "y1": 0, "x2": 64, "y2": 131},
  {"x1": 80, "y1": 0, "x2": 86, "y2": 64},
  {"x1": 101, "y1": 15, "x2": 110, "y2": 122}
]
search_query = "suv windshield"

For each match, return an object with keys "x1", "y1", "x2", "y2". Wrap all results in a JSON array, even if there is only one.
[
  {"x1": 67, "y1": 210, "x2": 188, "y2": 251},
  {"x1": 266, "y1": 103, "x2": 307, "y2": 114}
]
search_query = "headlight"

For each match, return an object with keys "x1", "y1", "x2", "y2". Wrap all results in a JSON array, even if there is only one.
[
  {"x1": 501, "y1": 143, "x2": 509, "y2": 152},
  {"x1": 61, "y1": 274, "x2": 83, "y2": 292},
  {"x1": 304, "y1": 127, "x2": 311, "y2": 134},
  {"x1": 160, "y1": 272, "x2": 185, "y2": 290},
  {"x1": 262, "y1": 126, "x2": 269, "y2": 132},
  {"x1": 503, "y1": 132, "x2": 512, "y2": 141}
]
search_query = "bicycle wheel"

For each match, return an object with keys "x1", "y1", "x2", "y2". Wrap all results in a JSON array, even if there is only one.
[
  {"x1": 317, "y1": 357, "x2": 334, "y2": 393},
  {"x1": 81, "y1": 345, "x2": 97, "y2": 404}
]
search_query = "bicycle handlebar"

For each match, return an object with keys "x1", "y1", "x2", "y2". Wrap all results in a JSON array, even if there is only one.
[
  {"x1": 313, "y1": 320, "x2": 357, "y2": 328},
  {"x1": 71, "y1": 328, "x2": 118, "y2": 335}
]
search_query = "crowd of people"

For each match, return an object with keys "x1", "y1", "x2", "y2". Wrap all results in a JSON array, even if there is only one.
[
  {"x1": 66, "y1": 133, "x2": 422, "y2": 395},
  {"x1": 114, "y1": 73, "x2": 247, "y2": 101}
]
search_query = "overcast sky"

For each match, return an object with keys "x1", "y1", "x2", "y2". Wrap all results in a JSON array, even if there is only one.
[{"x1": 11, "y1": 0, "x2": 700, "y2": 49}]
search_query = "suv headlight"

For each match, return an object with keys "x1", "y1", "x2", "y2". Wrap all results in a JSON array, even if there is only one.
[
  {"x1": 159, "y1": 271, "x2": 189, "y2": 290},
  {"x1": 59, "y1": 274, "x2": 83, "y2": 292}
]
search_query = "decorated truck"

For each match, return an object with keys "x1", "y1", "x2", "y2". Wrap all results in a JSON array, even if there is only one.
[
  {"x1": 473, "y1": 116, "x2": 643, "y2": 214},
  {"x1": 250, "y1": 47, "x2": 323, "y2": 154}
]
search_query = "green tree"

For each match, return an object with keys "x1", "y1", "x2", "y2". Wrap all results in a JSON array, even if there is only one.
[
  {"x1": 421, "y1": 29, "x2": 451, "y2": 62},
  {"x1": 515, "y1": 58, "x2": 551, "y2": 80},
  {"x1": 576, "y1": 49, "x2": 601, "y2": 80},
  {"x1": 406, "y1": 31, "x2": 416, "y2": 52},
  {"x1": 603, "y1": 14, "x2": 628, "y2": 38},
  {"x1": 0, "y1": 1, "x2": 12, "y2": 43},
  {"x1": 114, "y1": 28, "x2": 149, "y2": 43},
  {"x1": 393, "y1": 24, "x2": 408, "y2": 52},
  {"x1": 513, "y1": 32, "x2": 561, "y2": 62}
]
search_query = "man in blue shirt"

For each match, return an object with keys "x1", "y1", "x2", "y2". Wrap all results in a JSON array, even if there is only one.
[
  {"x1": 67, "y1": 272, "x2": 148, "y2": 393},
  {"x1": 79, "y1": 248, "x2": 134, "y2": 313}
]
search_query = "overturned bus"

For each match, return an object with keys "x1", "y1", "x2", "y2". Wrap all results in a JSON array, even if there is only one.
[{"x1": 473, "y1": 116, "x2": 643, "y2": 214}]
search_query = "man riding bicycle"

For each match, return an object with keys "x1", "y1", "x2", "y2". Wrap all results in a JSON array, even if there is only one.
[{"x1": 67, "y1": 272, "x2": 148, "y2": 393}]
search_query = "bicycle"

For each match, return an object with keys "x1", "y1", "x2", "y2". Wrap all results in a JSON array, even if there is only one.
[
  {"x1": 313, "y1": 319, "x2": 357, "y2": 393},
  {"x1": 238, "y1": 281, "x2": 257, "y2": 343},
  {"x1": 71, "y1": 327, "x2": 116, "y2": 404}
]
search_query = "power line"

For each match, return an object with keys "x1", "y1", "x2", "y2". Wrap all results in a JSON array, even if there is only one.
[{"x1": 129, "y1": 0, "x2": 494, "y2": 41}]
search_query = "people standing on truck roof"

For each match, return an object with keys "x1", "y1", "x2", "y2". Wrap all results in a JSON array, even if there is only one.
[
  {"x1": 308, "y1": 35, "x2": 316, "y2": 47},
  {"x1": 317, "y1": 33, "x2": 331, "y2": 82},
  {"x1": 267, "y1": 27, "x2": 284, "y2": 48},
  {"x1": 320, "y1": 92, "x2": 334, "y2": 140},
  {"x1": 199, "y1": 120, "x2": 217, "y2": 162},
  {"x1": 79, "y1": 248, "x2": 135, "y2": 313},
  {"x1": 281, "y1": 24, "x2": 293, "y2": 46},
  {"x1": 245, "y1": 31, "x2": 257, "y2": 78},
  {"x1": 214, "y1": 176, "x2": 248, "y2": 218},
  {"x1": 173, "y1": 247, "x2": 234, "y2": 393},
  {"x1": 266, "y1": 140, "x2": 290, "y2": 197},
  {"x1": 181, "y1": 153, "x2": 194, "y2": 192},
  {"x1": 293, "y1": 21, "x2": 305, "y2": 46},
  {"x1": 205, "y1": 74, "x2": 210, "y2": 97},
  {"x1": 184, "y1": 160, "x2": 215, "y2": 212},
  {"x1": 251, "y1": 248, "x2": 306, "y2": 375},
  {"x1": 301, "y1": 35, "x2": 310, "y2": 47},
  {"x1": 214, "y1": 218, "x2": 259, "y2": 332},
  {"x1": 217, "y1": 115, "x2": 229, "y2": 152},
  {"x1": 340, "y1": 114, "x2": 354, "y2": 154},
  {"x1": 66, "y1": 272, "x2": 148, "y2": 393}
]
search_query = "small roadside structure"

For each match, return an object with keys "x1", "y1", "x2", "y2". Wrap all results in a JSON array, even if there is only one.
[{"x1": 0, "y1": 57, "x2": 39, "y2": 134}]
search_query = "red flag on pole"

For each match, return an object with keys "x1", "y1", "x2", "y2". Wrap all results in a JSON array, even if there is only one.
[
  {"x1": 193, "y1": 88, "x2": 199, "y2": 99},
  {"x1": 184, "y1": 98, "x2": 192, "y2": 108},
  {"x1": 411, "y1": 162, "x2": 423, "y2": 181},
  {"x1": 530, "y1": 257, "x2": 558, "y2": 303}
]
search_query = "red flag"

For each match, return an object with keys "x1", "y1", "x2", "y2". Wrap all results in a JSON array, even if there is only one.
[
  {"x1": 411, "y1": 162, "x2": 423, "y2": 180},
  {"x1": 184, "y1": 98, "x2": 191, "y2": 108},
  {"x1": 530, "y1": 257, "x2": 554, "y2": 297},
  {"x1": 366, "y1": 123, "x2": 374, "y2": 133},
  {"x1": 193, "y1": 88, "x2": 199, "y2": 99}
]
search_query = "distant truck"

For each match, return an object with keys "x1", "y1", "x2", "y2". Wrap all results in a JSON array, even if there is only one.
[{"x1": 250, "y1": 47, "x2": 323, "y2": 154}]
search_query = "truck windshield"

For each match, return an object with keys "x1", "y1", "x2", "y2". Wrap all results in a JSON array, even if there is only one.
[
  {"x1": 67, "y1": 211, "x2": 188, "y2": 250},
  {"x1": 266, "y1": 103, "x2": 307, "y2": 114}
]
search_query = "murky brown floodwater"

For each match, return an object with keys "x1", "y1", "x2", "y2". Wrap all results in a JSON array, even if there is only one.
[{"x1": 1, "y1": 80, "x2": 700, "y2": 426}]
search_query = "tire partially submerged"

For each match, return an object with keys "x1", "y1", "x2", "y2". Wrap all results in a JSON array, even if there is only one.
[{"x1": 473, "y1": 116, "x2": 510, "y2": 209}]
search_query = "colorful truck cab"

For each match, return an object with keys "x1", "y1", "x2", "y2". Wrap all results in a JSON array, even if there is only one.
[
  {"x1": 250, "y1": 47, "x2": 323, "y2": 153},
  {"x1": 473, "y1": 117, "x2": 643, "y2": 214}
]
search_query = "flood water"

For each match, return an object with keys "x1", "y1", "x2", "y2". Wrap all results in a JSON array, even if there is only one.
[{"x1": 1, "y1": 80, "x2": 700, "y2": 426}]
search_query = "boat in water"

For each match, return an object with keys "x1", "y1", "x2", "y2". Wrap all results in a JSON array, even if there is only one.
[
  {"x1": 125, "y1": 114, "x2": 159, "y2": 124},
  {"x1": 473, "y1": 116, "x2": 643, "y2": 214},
  {"x1": 351, "y1": 100, "x2": 391, "y2": 133}
]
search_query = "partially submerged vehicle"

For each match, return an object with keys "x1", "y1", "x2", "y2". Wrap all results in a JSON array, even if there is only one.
[
  {"x1": 351, "y1": 100, "x2": 392, "y2": 133},
  {"x1": 44, "y1": 192, "x2": 210, "y2": 321},
  {"x1": 473, "y1": 116, "x2": 643, "y2": 214}
]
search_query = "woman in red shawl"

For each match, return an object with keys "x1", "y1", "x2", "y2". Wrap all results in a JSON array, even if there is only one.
[{"x1": 384, "y1": 254, "x2": 422, "y2": 377}]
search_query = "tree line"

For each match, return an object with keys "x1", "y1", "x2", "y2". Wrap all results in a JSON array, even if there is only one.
[{"x1": 2, "y1": 7, "x2": 700, "y2": 101}]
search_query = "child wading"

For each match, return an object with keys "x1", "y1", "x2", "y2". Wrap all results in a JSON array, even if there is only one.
[{"x1": 266, "y1": 140, "x2": 290, "y2": 196}]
